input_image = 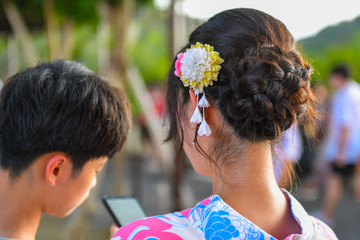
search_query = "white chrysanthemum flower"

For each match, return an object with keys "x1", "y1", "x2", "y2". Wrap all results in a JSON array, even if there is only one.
[{"x1": 180, "y1": 47, "x2": 212, "y2": 87}]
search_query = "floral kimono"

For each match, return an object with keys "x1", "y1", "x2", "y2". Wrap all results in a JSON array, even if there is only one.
[{"x1": 112, "y1": 191, "x2": 337, "y2": 240}]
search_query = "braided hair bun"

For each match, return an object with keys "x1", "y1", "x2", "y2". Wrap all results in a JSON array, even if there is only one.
[{"x1": 221, "y1": 45, "x2": 312, "y2": 141}]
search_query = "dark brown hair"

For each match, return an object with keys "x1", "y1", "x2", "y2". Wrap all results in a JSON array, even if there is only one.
[{"x1": 165, "y1": 9, "x2": 316, "y2": 166}]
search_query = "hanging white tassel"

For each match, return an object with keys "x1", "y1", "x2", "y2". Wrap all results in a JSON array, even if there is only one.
[
  {"x1": 198, "y1": 93, "x2": 210, "y2": 108},
  {"x1": 194, "y1": 89, "x2": 201, "y2": 96},
  {"x1": 198, "y1": 118, "x2": 211, "y2": 136},
  {"x1": 190, "y1": 107, "x2": 202, "y2": 124}
]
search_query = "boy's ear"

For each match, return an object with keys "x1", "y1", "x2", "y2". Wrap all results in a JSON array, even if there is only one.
[{"x1": 45, "y1": 154, "x2": 71, "y2": 186}]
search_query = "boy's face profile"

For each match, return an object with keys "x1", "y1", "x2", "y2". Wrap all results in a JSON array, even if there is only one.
[{"x1": 43, "y1": 156, "x2": 108, "y2": 217}]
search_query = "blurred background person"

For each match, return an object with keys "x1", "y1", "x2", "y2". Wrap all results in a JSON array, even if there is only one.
[{"x1": 319, "y1": 64, "x2": 360, "y2": 226}]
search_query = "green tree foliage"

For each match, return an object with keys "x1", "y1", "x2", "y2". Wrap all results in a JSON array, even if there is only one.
[
  {"x1": 2, "y1": 0, "x2": 170, "y2": 84},
  {"x1": 130, "y1": 8, "x2": 170, "y2": 83},
  {"x1": 11, "y1": 0, "x2": 154, "y2": 26},
  {"x1": 55, "y1": 0, "x2": 99, "y2": 26},
  {"x1": 300, "y1": 17, "x2": 360, "y2": 84}
]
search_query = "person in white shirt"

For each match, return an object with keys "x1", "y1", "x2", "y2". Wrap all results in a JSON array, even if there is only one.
[{"x1": 321, "y1": 64, "x2": 360, "y2": 226}]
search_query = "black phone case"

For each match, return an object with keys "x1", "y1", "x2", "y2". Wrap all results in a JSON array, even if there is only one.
[
  {"x1": 102, "y1": 196, "x2": 123, "y2": 227},
  {"x1": 102, "y1": 196, "x2": 146, "y2": 227}
]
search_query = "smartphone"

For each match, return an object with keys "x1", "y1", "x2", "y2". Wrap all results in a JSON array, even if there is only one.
[{"x1": 102, "y1": 196, "x2": 147, "y2": 227}]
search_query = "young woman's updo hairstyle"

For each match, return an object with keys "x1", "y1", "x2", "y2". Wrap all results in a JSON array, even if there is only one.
[{"x1": 166, "y1": 8, "x2": 315, "y2": 145}]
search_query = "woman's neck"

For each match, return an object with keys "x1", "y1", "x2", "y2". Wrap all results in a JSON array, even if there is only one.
[
  {"x1": 0, "y1": 170, "x2": 41, "y2": 240},
  {"x1": 212, "y1": 142, "x2": 280, "y2": 209},
  {"x1": 211, "y1": 142, "x2": 301, "y2": 239}
]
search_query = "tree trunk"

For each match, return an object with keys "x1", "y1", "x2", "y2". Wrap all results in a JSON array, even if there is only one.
[
  {"x1": 110, "y1": 0, "x2": 134, "y2": 85},
  {"x1": 62, "y1": 19, "x2": 75, "y2": 59},
  {"x1": 7, "y1": 34, "x2": 20, "y2": 76},
  {"x1": 2, "y1": 0, "x2": 39, "y2": 66},
  {"x1": 169, "y1": 0, "x2": 186, "y2": 57},
  {"x1": 96, "y1": 1, "x2": 112, "y2": 76},
  {"x1": 43, "y1": 0, "x2": 61, "y2": 60}
]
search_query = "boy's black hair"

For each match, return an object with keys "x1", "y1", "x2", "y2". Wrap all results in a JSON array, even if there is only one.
[{"x1": 0, "y1": 60, "x2": 131, "y2": 178}]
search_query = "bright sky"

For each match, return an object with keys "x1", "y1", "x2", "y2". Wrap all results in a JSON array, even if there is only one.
[{"x1": 156, "y1": 0, "x2": 360, "y2": 40}]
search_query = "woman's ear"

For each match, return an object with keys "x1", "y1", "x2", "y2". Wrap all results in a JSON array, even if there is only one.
[
  {"x1": 45, "y1": 154, "x2": 71, "y2": 186},
  {"x1": 189, "y1": 89, "x2": 197, "y2": 109}
]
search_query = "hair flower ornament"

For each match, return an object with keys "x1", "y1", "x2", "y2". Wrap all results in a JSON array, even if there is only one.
[{"x1": 174, "y1": 42, "x2": 224, "y2": 136}]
